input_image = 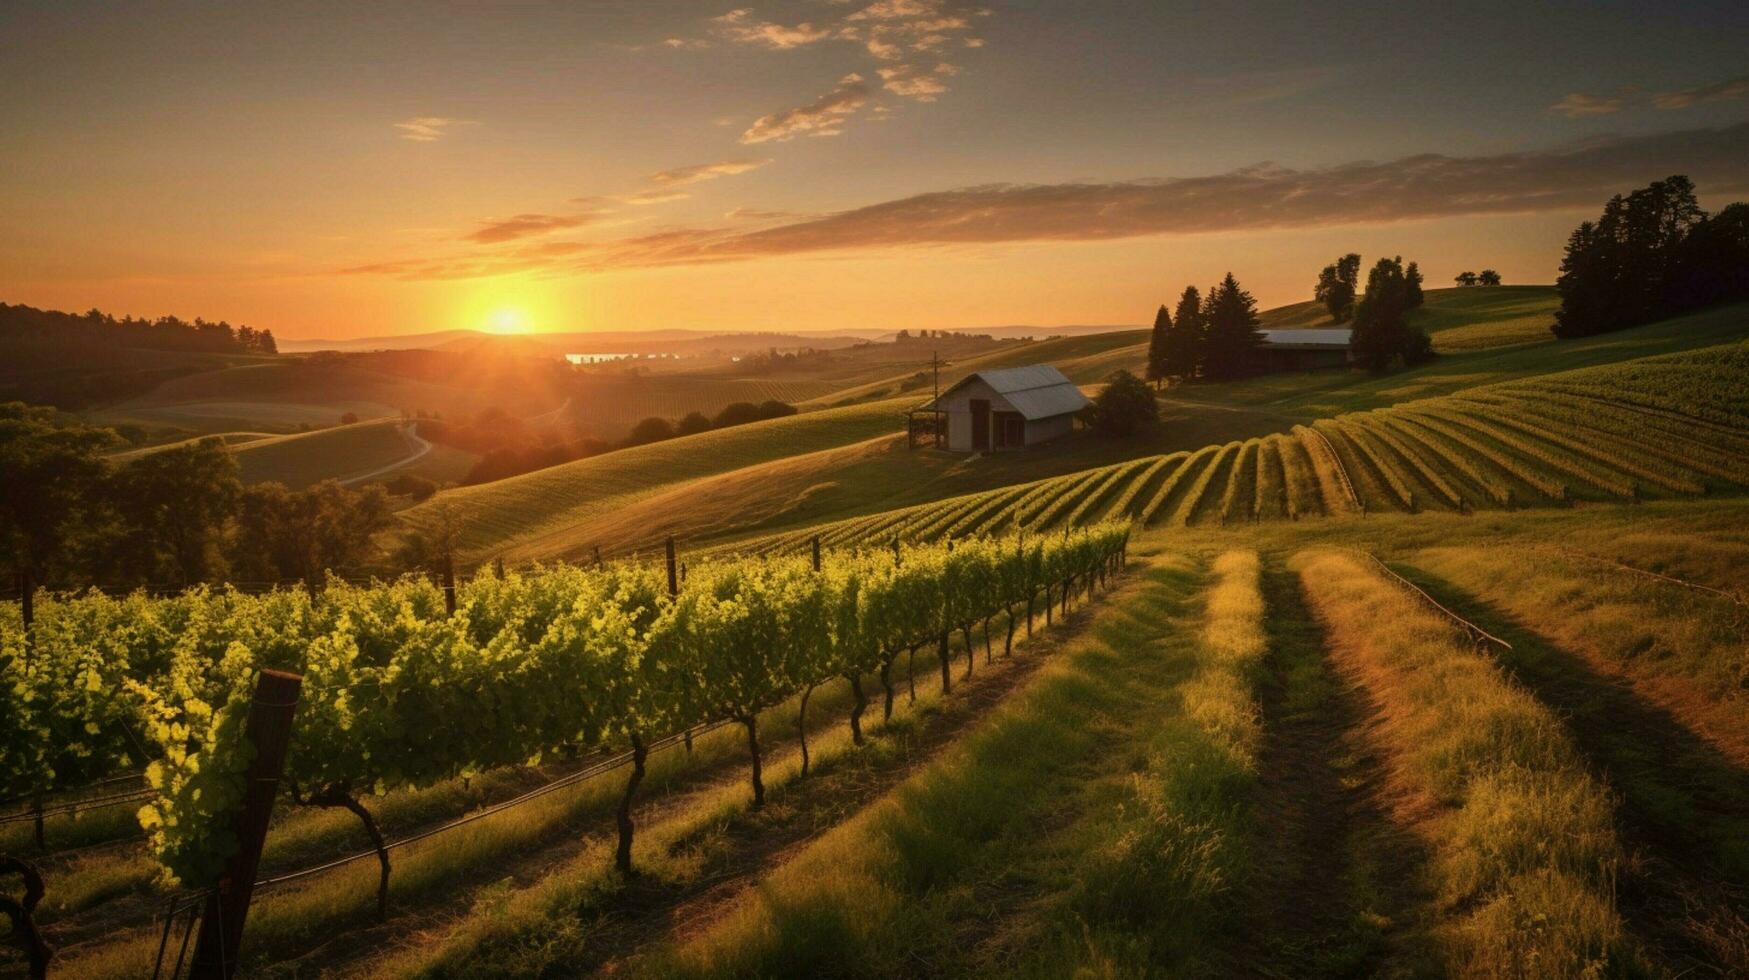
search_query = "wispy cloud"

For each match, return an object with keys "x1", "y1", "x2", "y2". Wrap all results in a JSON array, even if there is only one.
[
  {"x1": 1653, "y1": 74, "x2": 1749, "y2": 110},
  {"x1": 741, "y1": 74, "x2": 871, "y2": 143},
  {"x1": 1550, "y1": 92, "x2": 1626, "y2": 118},
  {"x1": 351, "y1": 123, "x2": 1749, "y2": 281},
  {"x1": 463, "y1": 212, "x2": 601, "y2": 244},
  {"x1": 1553, "y1": 74, "x2": 1749, "y2": 117},
  {"x1": 393, "y1": 116, "x2": 475, "y2": 142},
  {"x1": 710, "y1": 8, "x2": 832, "y2": 49},
  {"x1": 647, "y1": 158, "x2": 772, "y2": 186},
  {"x1": 622, "y1": 190, "x2": 691, "y2": 205},
  {"x1": 878, "y1": 62, "x2": 958, "y2": 101}
]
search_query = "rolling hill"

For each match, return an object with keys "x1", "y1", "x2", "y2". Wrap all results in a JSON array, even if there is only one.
[{"x1": 1261, "y1": 284, "x2": 1560, "y2": 350}]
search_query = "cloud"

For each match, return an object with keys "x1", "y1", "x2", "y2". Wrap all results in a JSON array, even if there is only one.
[
  {"x1": 622, "y1": 190, "x2": 691, "y2": 205},
  {"x1": 351, "y1": 123, "x2": 1749, "y2": 281},
  {"x1": 741, "y1": 74, "x2": 871, "y2": 143},
  {"x1": 393, "y1": 117, "x2": 474, "y2": 141},
  {"x1": 878, "y1": 62, "x2": 957, "y2": 101},
  {"x1": 662, "y1": 37, "x2": 711, "y2": 50},
  {"x1": 590, "y1": 123, "x2": 1749, "y2": 267},
  {"x1": 1549, "y1": 92, "x2": 1626, "y2": 118},
  {"x1": 710, "y1": 8, "x2": 832, "y2": 49},
  {"x1": 647, "y1": 158, "x2": 773, "y2": 186},
  {"x1": 463, "y1": 212, "x2": 600, "y2": 244},
  {"x1": 1654, "y1": 74, "x2": 1749, "y2": 110}
]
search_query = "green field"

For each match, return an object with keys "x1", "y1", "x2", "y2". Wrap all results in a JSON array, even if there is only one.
[{"x1": 1262, "y1": 285, "x2": 1561, "y2": 351}]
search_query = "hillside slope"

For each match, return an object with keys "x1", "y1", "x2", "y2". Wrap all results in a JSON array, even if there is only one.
[{"x1": 1261, "y1": 285, "x2": 1558, "y2": 350}]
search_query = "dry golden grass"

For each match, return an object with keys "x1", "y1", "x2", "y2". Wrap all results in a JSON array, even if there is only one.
[{"x1": 1294, "y1": 550, "x2": 1632, "y2": 977}]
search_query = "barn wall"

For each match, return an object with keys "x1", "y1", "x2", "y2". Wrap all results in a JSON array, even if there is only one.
[
  {"x1": 1025, "y1": 414, "x2": 1074, "y2": 445},
  {"x1": 934, "y1": 378, "x2": 1016, "y2": 451}
]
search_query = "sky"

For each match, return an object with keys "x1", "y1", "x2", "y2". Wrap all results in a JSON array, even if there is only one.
[{"x1": 2, "y1": 1, "x2": 1748, "y2": 340}]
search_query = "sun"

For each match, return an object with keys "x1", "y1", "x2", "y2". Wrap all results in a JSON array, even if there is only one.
[{"x1": 485, "y1": 308, "x2": 528, "y2": 334}]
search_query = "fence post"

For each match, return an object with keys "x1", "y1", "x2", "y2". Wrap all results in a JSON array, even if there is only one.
[
  {"x1": 187, "y1": 669, "x2": 302, "y2": 980},
  {"x1": 811, "y1": 536, "x2": 821, "y2": 572},
  {"x1": 594, "y1": 545, "x2": 603, "y2": 568},
  {"x1": 442, "y1": 553, "x2": 456, "y2": 617},
  {"x1": 18, "y1": 567, "x2": 32, "y2": 666},
  {"x1": 891, "y1": 536, "x2": 901, "y2": 564},
  {"x1": 665, "y1": 537, "x2": 678, "y2": 596}
]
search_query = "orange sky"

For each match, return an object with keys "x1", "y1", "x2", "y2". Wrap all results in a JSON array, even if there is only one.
[{"x1": 3, "y1": 3, "x2": 1746, "y2": 339}]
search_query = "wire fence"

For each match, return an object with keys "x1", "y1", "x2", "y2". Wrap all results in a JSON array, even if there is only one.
[{"x1": 1363, "y1": 551, "x2": 1512, "y2": 650}]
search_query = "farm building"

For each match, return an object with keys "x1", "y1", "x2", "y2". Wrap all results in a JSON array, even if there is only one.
[
  {"x1": 1257, "y1": 328, "x2": 1354, "y2": 371},
  {"x1": 910, "y1": 365, "x2": 1091, "y2": 452}
]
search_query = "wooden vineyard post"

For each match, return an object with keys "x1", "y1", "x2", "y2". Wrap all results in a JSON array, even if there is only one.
[
  {"x1": 811, "y1": 535, "x2": 821, "y2": 572},
  {"x1": 891, "y1": 536, "x2": 901, "y2": 564},
  {"x1": 441, "y1": 552, "x2": 457, "y2": 616},
  {"x1": 665, "y1": 536, "x2": 678, "y2": 596},
  {"x1": 19, "y1": 569, "x2": 43, "y2": 850},
  {"x1": 188, "y1": 669, "x2": 302, "y2": 980},
  {"x1": 593, "y1": 544, "x2": 603, "y2": 568}
]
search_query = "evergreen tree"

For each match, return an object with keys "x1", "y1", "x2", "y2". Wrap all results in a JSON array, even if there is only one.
[
  {"x1": 1163, "y1": 285, "x2": 1204, "y2": 381},
  {"x1": 1555, "y1": 175, "x2": 1721, "y2": 338},
  {"x1": 1405, "y1": 261, "x2": 1425, "y2": 307},
  {"x1": 1144, "y1": 304, "x2": 1172, "y2": 389},
  {"x1": 1201, "y1": 273, "x2": 1263, "y2": 381}
]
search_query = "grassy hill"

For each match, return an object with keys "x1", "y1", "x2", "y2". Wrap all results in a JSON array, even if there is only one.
[
  {"x1": 418, "y1": 301, "x2": 1749, "y2": 562},
  {"x1": 798, "y1": 330, "x2": 1150, "y2": 409},
  {"x1": 1262, "y1": 285, "x2": 1559, "y2": 350},
  {"x1": 113, "y1": 419, "x2": 478, "y2": 488},
  {"x1": 399, "y1": 397, "x2": 920, "y2": 559}
]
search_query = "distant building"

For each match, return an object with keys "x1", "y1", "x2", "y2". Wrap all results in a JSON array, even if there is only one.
[
  {"x1": 1257, "y1": 328, "x2": 1354, "y2": 372},
  {"x1": 911, "y1": 365, "x2": 1091, "y2": 452}
]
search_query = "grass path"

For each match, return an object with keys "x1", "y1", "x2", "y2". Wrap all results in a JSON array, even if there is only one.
[
  {"x1": 1392, "y1": 564, "x2": 1749, "y2": 974},
  {"x1": 618, "y1": 550, "x2": 1281, "y2": 977},
  {"x1": 1236, "y1": 563, "x2": 1434, "y2": 976}
]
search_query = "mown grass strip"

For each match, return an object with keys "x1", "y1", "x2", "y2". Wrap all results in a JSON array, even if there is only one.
[{"x1": 1294, "y1": 550, "x2": 1633, "y2": 977}]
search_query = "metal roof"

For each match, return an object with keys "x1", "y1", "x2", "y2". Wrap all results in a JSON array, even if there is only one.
[
  {"x1": 1259, "y1": 328, "x2": 1352, "y2": 350},
  {"x1": 923, "y1": 364, "x2": 1091, "y2": 420}
]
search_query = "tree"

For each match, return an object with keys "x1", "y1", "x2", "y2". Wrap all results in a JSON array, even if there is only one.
[
  {"x1": 756, "y1": 400, "x2": 798, "y2": 420},
  {"x1": 1454, "y1": 271, "x2": 1479, "y2": 287},
  {"x1": 1476, "y1": 269, "x2": 1501, "y2": 286},
  {"x1": 1164, "y1": 285, "x2": 1204, "y2": 381},
  {"x1": 1081, "y1": 370, "x2": 1157, "y2": 436},
  {"x1": 1200, "y1": 273, "x2": 1264, "y2": 381},
  {"x1": 113, "y1": 438, "x2": 241, "y2": 584},
  {"x1": 1144, "y1": 304, "x2": 1172, "y2": 389},
  {"x1": 712, "y1": 402, "x2": 763, "y2": 428},
  {"x1": 1554, "y1": 175, "x2": 1728, "y2": 338},
  {"x1": 1405, "y1": 261, "x2": 1425, "y2": 307},
  {"x1": 231, "y1": 481, "x2": 392, "y2": 584},
  {"x1": 1314, "y1": 253, "x2": 1361, "y2": 322},
  {"x1": 676, "y1": 412, "x2": 712, "y2": 436},
  {"x1": 0, "y1": 403, "x2": 114, "y2": 582},
  {"x1": 1350, "y1": 257, "x2": 1434, "y2": 372},
  {"x1": 626, "y1": 417, "x2": 675, "y2": 445}
]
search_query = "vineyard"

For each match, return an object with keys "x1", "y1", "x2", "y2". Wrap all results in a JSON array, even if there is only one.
[
  {"x1": 729, "y1": 341, "x2": 1749, "y2": 556},
  {"x1": 0, "y1": 526, "x2": 1128, "y2": 976}
]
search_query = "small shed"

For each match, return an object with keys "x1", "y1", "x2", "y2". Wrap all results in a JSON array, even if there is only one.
[
  {"x1": 1257, "y1": 328, "x2": 1354, "y2": 372},
  {"x1": 913, "y1": 365, "x2": 1090, "y2": 452}
]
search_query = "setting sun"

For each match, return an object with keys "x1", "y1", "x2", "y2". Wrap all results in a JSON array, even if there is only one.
[{"x1": 486, "y1": 308, "x2": 528, "y2": 334}]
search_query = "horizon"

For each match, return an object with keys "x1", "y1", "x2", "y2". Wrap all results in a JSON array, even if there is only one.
[{"x1": 2, "y1": 3, "x2": 1747, "y2": 340}]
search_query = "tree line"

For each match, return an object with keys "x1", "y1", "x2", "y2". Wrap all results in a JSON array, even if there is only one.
[
  {"x1": 1454, "y1": 270, "x2": 1501, "y2": 287},
  {"x1": 1, "y1": 403, "x2": 394, "y2": 591},
  {"x1": 1554, "y1": 175, "x2": 1749, "y2": 338},
  {"x1": 1143, "y1": 272, "x2": 1267, "y2": 385},
  {"x1": 0, "y1": 301, "x2": 278, "y2": 355}
]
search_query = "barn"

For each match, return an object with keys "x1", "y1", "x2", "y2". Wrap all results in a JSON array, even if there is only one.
[
  {"x1": 911, "y1": 365, "x2": 1090, "y2": 452},
  {"x1": 1257, "y1": 328, "x2": 1354, "y2": 371}
]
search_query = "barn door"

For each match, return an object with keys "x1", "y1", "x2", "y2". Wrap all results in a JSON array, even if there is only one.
[{"x1": 970, "y1": 399, "x2": 990, "y2": 451}]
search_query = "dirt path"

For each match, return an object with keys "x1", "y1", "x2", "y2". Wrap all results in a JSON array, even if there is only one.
[
  {"x1": 1397, "y1": 564, "x2": 1749, "y2": 975},
  {"x1": 341, "y1": 423, "x2": 431, "y2": 485},
  {"x1": 1237, "y1": 564, "x2": 1431, "y2": 977}
]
